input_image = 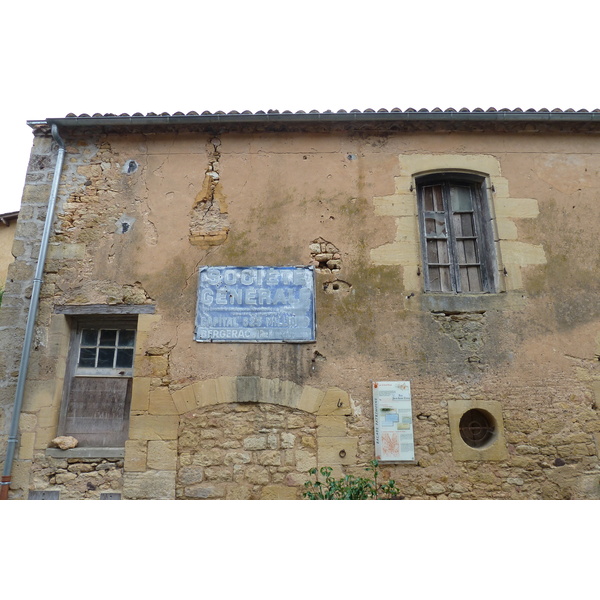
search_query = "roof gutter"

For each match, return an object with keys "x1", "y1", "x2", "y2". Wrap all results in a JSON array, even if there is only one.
[
  {"x1": 26, "y1": 109, "x2": 600, "y2": 132},
  {"x1": 0, "y1": 124, "x2": 66, "y2": 500}
]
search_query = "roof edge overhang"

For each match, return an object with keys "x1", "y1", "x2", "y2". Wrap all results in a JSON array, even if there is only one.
[
  {"x1": 28, "y1": 109, "x2": 600, "y2": 131},
  {"x1": 0, "y1": 210, "x2": 19, "y2": 224}
]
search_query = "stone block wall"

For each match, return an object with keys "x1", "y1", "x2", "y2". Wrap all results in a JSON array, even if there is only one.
[
  {"x1": 177, "y1": 403, "x2": 316, "y2": 500},
  {"x1": 0, "y1": 135, "x2": 57, "y2": 474},
  {"x1": 29, "y1": 455, "x2": 123, "y2": 499}
]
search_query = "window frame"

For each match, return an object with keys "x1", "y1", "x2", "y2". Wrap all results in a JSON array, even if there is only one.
[
  {"x1": 75, "y1": 327, "x2": 136, "y2": 377},
  {"x1": 416, "y1": 172, "x2": 497, "y2": 294},
  {"x1": 56, "y1": 316, "x2": 138, "y2": 449}
]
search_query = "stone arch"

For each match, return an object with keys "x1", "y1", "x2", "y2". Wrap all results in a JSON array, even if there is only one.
[
  {"x1": 170, "y1": 376, "x2": 356, "y2": 499},
  {"x1": 124, "y1": 376, "x2": 356, "y2": 499},
  {"x1": 171, "y1": 376, "x2": 352, "y2": 417}
]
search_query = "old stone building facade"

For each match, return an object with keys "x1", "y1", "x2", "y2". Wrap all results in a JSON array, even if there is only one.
[{"x1": 1, "y1": 109, "x2": 599, "y2": 499}]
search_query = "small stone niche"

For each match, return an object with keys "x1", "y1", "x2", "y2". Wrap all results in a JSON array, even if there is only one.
[{"x1": 309, "y1": 237, "x2": 341, "y2": 274}]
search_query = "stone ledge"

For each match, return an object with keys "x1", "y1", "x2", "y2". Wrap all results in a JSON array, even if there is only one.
[
  {"x1": 45, "y1": 447, "x2": 125, "y2": 458},
  {"x1": 420, "y1": 293, "x2": 509, "y2": 313}
]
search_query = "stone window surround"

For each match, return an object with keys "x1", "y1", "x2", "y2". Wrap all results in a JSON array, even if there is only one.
[
  {"x1": 370, "y1": 153, "x2": 547, "y2": 293},
  {"x1": 56, "y1": 315, "x2": 138, "y2": 454},
  {"x1": 447, "y1": 399, "x2": 508, "y2": 461},
  {"x1": 19, "y1": 307, "x2": 155, "y2": 463}
]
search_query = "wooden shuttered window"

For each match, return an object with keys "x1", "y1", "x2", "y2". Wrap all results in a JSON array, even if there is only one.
[
  {"x1": 417, "y1": 175, "x2": 496, "y2": 293},
  {"x1": 58, "y1": 319, "x2": 137, "y2": 448}
]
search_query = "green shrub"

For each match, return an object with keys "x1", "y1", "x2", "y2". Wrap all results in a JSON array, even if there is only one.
[{"x1": 303, "y1": 460, "x2": 402, "y2": 500}]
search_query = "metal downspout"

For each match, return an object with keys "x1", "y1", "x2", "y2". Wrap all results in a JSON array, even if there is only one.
[{"x1": 0, "y1": 124, "x2": 65, "y2": 500}]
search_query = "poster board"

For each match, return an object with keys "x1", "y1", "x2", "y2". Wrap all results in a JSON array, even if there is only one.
[{"x1": 372, "y1": 381, "x2": 415, "y2": 462}]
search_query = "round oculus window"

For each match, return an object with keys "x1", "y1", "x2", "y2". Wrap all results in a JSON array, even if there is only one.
[{"x1": 459, "y1": 409, "x2": 496, "y2": 448}]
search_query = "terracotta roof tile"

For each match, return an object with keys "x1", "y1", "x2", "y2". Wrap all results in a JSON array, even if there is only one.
[
  {"x1": 51, "y1": 107, "x2": 598, "y2": 119},
  {"x1": 27, "y1": 109, "x2": 600, "y2": 133}
]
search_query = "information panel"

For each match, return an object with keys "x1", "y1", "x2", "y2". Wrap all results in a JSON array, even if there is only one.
[
  {"x1": 372, "y1": 381, "x2": 415, "y2": 462},
  {"x1": 195, "y1": 266, "x2": 316, "y2": 343}
]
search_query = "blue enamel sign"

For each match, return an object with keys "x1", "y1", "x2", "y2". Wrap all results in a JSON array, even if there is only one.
[{"x1": 195, "y1": 266, "x2": 316, "y2": 342}]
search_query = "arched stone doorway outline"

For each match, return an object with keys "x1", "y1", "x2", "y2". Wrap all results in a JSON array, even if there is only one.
[
  {"x1": 175, "y1": 376, "x2": 356, "y2": 499},
  {"x1": 124, "y1": 376, "x2": 357, "y2": 499}
]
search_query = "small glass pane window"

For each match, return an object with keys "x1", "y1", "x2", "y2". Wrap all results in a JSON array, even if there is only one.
[
  {"x1": 99, "y1": 330, "x2": 117, "y2": 346},
  {"x1": 116, "y1": 348, "x2": 134, "y2": 368},
  {"x1": 78, "y1": 347, "x2": 97, "y2": 367},
  {"x1": 450, "y1": 186, "x2": 473, "y2": 211},
  {"x1": 119, "y1": 330, "x2": 135, "y2": 347},
  {"x1": 97, "y1": 347, "x2": 116, "y2": 368},
  {"x1": 81, "y1": 329, "x2": 99, "y2": 346},
  {"x1": 77, "y1": 328, "x2": 136, "y2": 370}
]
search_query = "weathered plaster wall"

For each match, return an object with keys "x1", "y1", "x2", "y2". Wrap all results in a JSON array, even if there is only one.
[
  {"x1": 1, "y1": 127, "x2": 599, "y2": 499},
  {"x1": 0, "y1": 218, "x2": 18, "y2": 290}
]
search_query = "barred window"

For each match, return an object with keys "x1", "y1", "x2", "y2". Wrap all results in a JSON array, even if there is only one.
[{"x1": 417, "y1": 174, "x2": 497, "y2": 293}]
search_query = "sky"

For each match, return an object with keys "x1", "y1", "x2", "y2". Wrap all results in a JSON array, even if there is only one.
[{"x1": 1, "y1": 0, "x2": 599, "y2": 215}]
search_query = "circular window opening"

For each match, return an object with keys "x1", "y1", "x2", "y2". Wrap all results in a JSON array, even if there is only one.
[{"x1": 459, "y1": 409, "x2": 496, "y2": 448}]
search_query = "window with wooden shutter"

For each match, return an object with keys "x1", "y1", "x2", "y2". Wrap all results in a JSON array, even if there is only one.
[
  {"x1": 417, "y1": 174, "x2": 497, "y2": 293},
  {"x1": 58, "y1": 319, "x2": 137, "y2": 448}
]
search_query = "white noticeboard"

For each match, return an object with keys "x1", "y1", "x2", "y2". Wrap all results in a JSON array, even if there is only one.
[{"x1": 372, "y1": 381, "x2": 415, "y2": 462}]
